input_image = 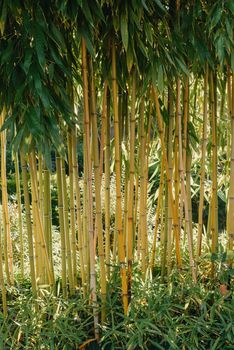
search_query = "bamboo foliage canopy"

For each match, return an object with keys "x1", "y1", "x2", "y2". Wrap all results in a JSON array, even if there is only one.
[{"x1": 0, "y1": 1, "x2": 233, "y2": 156}]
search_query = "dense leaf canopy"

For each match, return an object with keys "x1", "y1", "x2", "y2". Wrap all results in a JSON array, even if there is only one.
[{"x1": 0, "y1": 0, "x2": 233, "y2": 156}]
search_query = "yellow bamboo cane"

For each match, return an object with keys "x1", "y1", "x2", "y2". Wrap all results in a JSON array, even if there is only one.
[
  {"x1": 0, "y1": 207, "x2": 7, "y2": 317},
  {"x1": 61, "y1": 157, "x2": 74, "y2": 294},
  {"x1": 177, "y1": 81, "x2": 197, "y2": 283},
  {"x1": 104, "y1": 90, "x2": 111, "y2": 278},
  {"x1": 56, "y1": 155, "x2": 67, "y2": 298},
  {"x1": 29, "y1": 152, "x2": 54, "y2": 286},
  {"x1": 167, "y1": 88, "x2": 174, "y2": 275},
  {"x1": 43, "y1": 161, "x2": 54, "y2": 284},
  {"x1": 151, "y1": 153, "x2": 165, "y2": 270},
  {"x1": 227, "y1": 72, "x2": 234, "y2": 264},
  {"x1": 14, "y1": 151, "x2": 24, "y2": 277},
  {"x1": 152, "y1": 87, "x2": 182, "y2": 269},
  {"x1": 71, "y1": 129, "x2": 86, "y2": 291},
  {"x1": 112, "y1": 43, "x2": 128, "y2": 314},
  {"x1": 68, "y1": 130, "x2": 77, "y2": 287},
  {"x1": 210, "y1": 71, "x2": 218, "y2": 276},
  {"x1": 127, "y1": 70, "x2": 137, "y2": 285},
  {"x1": 89, "y1": 57, "x2": 107, "y2": 322},
  {"x1": 0, "y1": 107, "x2": 14, "y2": 285},
  {"x1": 197, "y1": 65, "x2": 208, "y2": 258},
  {"x1": 20, "y1": 151, "x2": 37, "y2": 298},
  {"x1": 82, "y1": 37, "x2": 98, "y2": 336}
]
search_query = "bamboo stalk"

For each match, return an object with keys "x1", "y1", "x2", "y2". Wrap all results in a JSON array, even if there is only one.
[
  {"x1": 71, "y1": 129, "x2": 86, "y2": 291},
  {"x1": 127, "y1": 70, "x2": 137, "y2": 285},
  {"x1": 177, "y1": 81, "x2": 197, "y2": 283},
  {"x1": 197, "y1": 65, "x2": 208, "y2": 258},
  {"x1": 56, "y1": 155, "x2": 67, "y2": 298},
  {"x1": 38, "y1": 153, "x2": 44, "y2": 219},
  {"x1": 227, "y1": 72, "x2": 234, "y2": 263},
  {"x1": 61, "y1": 157, "x2": 74, "y2": 294},
  {"x1": 123, "y1": 92, "x2": 129, "y2": 256},
  {"x1": 167, "y1": 88, "x2": 174, "y2": 275},
  {"x1": 151, "y1": 153, "x2": 165, "y2": 270},
  {"x1": 174, "y1": 84, "x2": 180, "y2": 238},
  {"x1": 29, "y1": 152, "x2": 54, "y2": 286},
  {"x1": 112, "y1": 43, "x2": 128, "y2": 314},
  {"x1": 43, "y1": 161, "x2": 54, "y2": 284},
  {"x1": 138, "y1": 96, "x2": 148, "y2": 278},
  {"x1": 14, "y1": 151, "x2": 24, "y2": 277},
  {"x1": 210, "y1": 71, "x2": 218, "y2": 276},
  {"x1": 99, "y1": 82, "x2": 108, "y2": 180},
  {"x1": 82, "y1": 37, "x2": 98, "y2": 335},
  {"x1": 31, "y1": 172, "x2": 42, "y2": 283},
  {"x1": 186, "y1": 151, "x2": 193, "y2": 246},
  {"x1": 183, "y1": 77, "x2": 189, "y2": 170},
  {"x1": 0, "y1": 107, "x2": 13, "y2": 285},
  {"x1": 104, "y1": 90, "x2": 111, "y2": 278},
  {"x1": 68, "y1": 130, "x2": 77, "y2": 287},
  {"x1": 152, "y1": 87, "x2": 182, "y2": 269},
  {"x1": 0, "y1": 206, "x2": 7, "y2": 317},
  {"x1": 32, "y1": 151, "x2": 44, "y2": 283},
  {"x1": 142, "y1": 97, "x2": 153, "y2": 265},
  {"x1": 20, "y1": 151, "x2": 37, "y2": 298},
  {"x1": 89, "y1": 57, "x2": 107, "y2": 322},
  {"x1": 161, "y1": 183, "x2": 167, "y2": 280},
  {"x1": 83, "y1": 135, "x2": 89, "y2": 284}
]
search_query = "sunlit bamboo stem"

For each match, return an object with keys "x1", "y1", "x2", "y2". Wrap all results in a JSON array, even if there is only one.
[
  {"x1": 197, "y1": 65, "x2": 208, "y2": 258},
  {"x1": 112, "y1": 43, "x2": 128, "y2": 314},
  {"x1": 82, "y1": 37, "x2": 98, "y2": 335}
]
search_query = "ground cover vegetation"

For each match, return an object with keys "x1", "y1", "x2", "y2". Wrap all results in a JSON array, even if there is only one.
[{"x1": 0, "y1": 0, "x2": 234, "y2": 349}]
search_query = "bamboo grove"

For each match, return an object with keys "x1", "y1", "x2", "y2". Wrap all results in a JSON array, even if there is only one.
[{"x1": 0, "y1": 0, "x2": 234, "y2": 337}]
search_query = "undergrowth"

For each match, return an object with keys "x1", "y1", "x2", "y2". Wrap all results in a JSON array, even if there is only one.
[{"x1": 0, "y1": 266, "x2": 233, "y2": 350}]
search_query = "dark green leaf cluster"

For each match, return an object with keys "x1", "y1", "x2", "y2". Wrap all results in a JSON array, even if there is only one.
[
  {"x1": 0, "y1": 1, "x2": 74, "y2": 158},
  {"x1": 0, "y1": 0, "x2": 233, "y2": 158}
]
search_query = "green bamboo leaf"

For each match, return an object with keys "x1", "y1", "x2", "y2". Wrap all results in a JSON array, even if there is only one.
[
  {"x1": 188, "y1": 121, "x2": 199, "y2": 144},
  {"x1": 34, "y1": 72, "x2": 42, "y2": 94},
  {"x1": 40, "y1": 89, "x2": 50, "y2": 110},
  {"x1": 50, "y1": 23, "x2": 65, "y2": 47},
  {"x1": 144, "y1": 22, "x2": 153, "y2": 45},
  {"x1": 151, "y1": 64, "x2": 157, "y2": 88},
  {"x1": 216, "y1": 35, "x2": 225, "y2": 64},
  {"x1": 92, "y1": 1, "x2": 105, "y2": 22},
  {"x1": 80, "y1": 28, "x2": 94, "y2": 56},
  {"x1": 14, "y1": 84, "x2": 25, "y2": 105},
  {"x1": 0, "y1": 113, "x2": 16, "y2": 132},
  {"x1": 22, "y1": 49, "x2": 33, "y2": 74},
  {"x1": 0, "y1": 0, "x2": 7, "y2": 35},
  {"x1": 137, "y1": 36, "x2": 147, "y2": 57},
  {"x1": 126, "y1": 47, "x2": 133, "y2": 72},
  {"x1": 175, "y1": 57, "x2": 189, "y2": 75},
  {"x1": 48, "y1": 63, "x2": 54, "y2": 80},
  {"x1": 225, "y1": 19, "x2": 233, "y2": 42},
  {"x1": 210, "y1": 8, "x2": 222, "y2": 30},
  {"x1": 27, "y1": 107, "x2": 43, "y2": 137},
  {"x1": 211, "y1": 336, "x2": 220, "y2": 350},
  {"x1": 81, "y1": 1, "x2": 93, "y2": 26},
  {"x1": 227, "y1": 0, "x2": 234, "y2": 14},
  {"x1": 121, "y1": 14, "x2": 128, "y2": 51},
  {"x1": 153, "y1": 0, "x2": 166, "y2": 12},
  {"x1": 157, "y1": 65, "x2": 164, "y2": 93},
  {"x1": 231, "y1": 49, "x2": 234, "y2": 71},
  {"x1": 34, "y1": 25, "x2": 46, "y2": 69},
  {"x1": 13, "y1": 124, "x2": 26, "y2": 152},
  {"x1": 1, "y1": 41, "x2": 14, "y2": 64},
  {"x1": 44, "y1": 140, "x2": 52, "y2": 170},
  {"x1": 50, "y1": 47, "x2": 63, "y2": 67},
  {"x1": 141, "y1": 0, "x2": 148, "y2": 11}
]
